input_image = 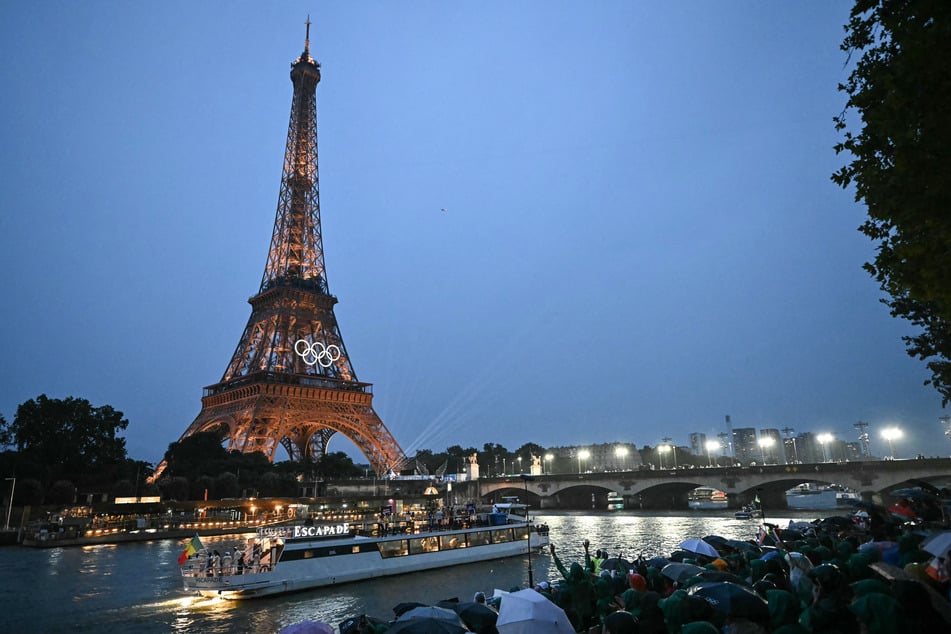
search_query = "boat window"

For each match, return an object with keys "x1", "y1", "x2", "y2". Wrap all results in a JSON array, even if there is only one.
[
  {"x1": 513, "y1": 527, "x2": 529, "y2": 541},
  {"x1": 492, "y1": 529, "x2": 514, "y2": 544},
  {"x1": 378, "y1": 540, "x2": 409, "y2": 558},
  {"x1": 303, "y1": 550, "x2": 315, "y2": 559},
  {"x1": 469, "y1": 531, "x2": 492, "y2": 547},
  {"x1": 409, "y1": 536, "x2": 440, "y2": 555},
  {"x1": 439, "y1": 534, "x2": 465, "y2": 550}
]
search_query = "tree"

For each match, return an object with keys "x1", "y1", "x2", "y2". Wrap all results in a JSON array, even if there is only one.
[
  {"x1": 833, "y1": 1, "x2": 951, "y2": 402},
  {"x1": 8, "y1": 395, "x2": 128, "y2": 484}
]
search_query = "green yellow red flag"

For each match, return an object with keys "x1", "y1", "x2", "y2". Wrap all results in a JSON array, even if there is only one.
[{"x1": 177, "y1": 534, "x2": 203, "y2": 565}]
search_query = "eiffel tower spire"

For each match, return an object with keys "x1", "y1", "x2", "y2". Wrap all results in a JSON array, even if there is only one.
[{"x1": 152, "y1": 23, "x2": 406, "y2": 481}]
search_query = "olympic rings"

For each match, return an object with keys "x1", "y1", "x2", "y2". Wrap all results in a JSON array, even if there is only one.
[{"x1": 294, "y1": 338, "x2": 342, "y2": 368}]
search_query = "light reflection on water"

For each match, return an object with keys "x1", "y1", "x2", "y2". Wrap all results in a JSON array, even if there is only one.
[{"x1": 0, "y1": 510, "x2": 831, "y2": 633}]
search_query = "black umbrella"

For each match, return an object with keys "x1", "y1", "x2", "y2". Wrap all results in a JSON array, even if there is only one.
[
  {"x1": 646, "y1": 556, "x2": 669, "y2": 568},
  {"x1": 339, "y1": 615, "x2": 387, "y2": 634},
  {"x1": 444, "y1": 601, "x2": 498, "y2": 634},
  {"x1": 393, "y1": 602, "x2": 430, "y2": 617},
  {"x1": 385, "y1": 619, "x2": 468, "y2": 634},
  {"x1": 691, "y1": 570, "x2": 750, "y2": 586},
  {"x1": 601, "y1": 557, "x2": 635, "y2": 573},
  {"x1": 702, "y1": 535, "x2": 731, "y2": 552},
  {"x1": 725, "y1": 539, "x2": 760, "y2": 554},
  {"x1": 688, "y1": 581, "x2": 769, "y2": 622},
  {"x1": 661, "y1": 562, "x2": 705, "y2": 582}
]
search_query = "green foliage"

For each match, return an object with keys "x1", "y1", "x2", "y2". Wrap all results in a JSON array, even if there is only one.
[
  {"x1": 833, "y1": 0, "x2": 951, "y2": 402},
  {"x1": 48, "y1": 480, "x2": 77, "y2": 504},
  {"x1": 7, "y1": 395, "x2": 129, "y2": 485}
]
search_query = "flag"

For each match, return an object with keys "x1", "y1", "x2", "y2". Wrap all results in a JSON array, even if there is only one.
[
  {"x1": 178, "y1": 534, "x2": 203, "y2": 565},
  {"x1": 754, "y1": 494, "x2": 760, "y2": 504}
]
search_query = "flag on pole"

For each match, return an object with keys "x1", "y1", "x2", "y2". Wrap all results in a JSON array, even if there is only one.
[{"x1": 178, "y1": 534, "x2": 203, "y2": 565}]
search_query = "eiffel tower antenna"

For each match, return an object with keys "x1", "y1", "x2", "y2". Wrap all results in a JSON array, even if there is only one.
[{"x1": 152, "y1": 28, "x2": 406, "y2": 481}]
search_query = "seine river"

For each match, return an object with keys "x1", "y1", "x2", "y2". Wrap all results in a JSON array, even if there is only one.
[{"x1": 0, "y1": 510, "x2": 831, "y2": 633}]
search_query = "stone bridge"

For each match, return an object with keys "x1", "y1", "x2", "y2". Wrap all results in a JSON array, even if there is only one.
[{"x1": 472, "y1": 458, "x2": 951, "y2": 510}]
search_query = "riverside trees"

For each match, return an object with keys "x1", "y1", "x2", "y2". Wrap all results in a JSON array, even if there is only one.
[{"x1": 833, "y1": 0, "x2": 951, "y2": 402}]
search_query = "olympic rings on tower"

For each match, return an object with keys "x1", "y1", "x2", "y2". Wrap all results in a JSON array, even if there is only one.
[{"x1": 294, "y1": 338, "x2": 342, "y2": 368}]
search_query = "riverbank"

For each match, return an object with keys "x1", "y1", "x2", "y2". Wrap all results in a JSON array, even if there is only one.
[{"x1": 20, "y1": 524, "x2": 258, "y2": 548}]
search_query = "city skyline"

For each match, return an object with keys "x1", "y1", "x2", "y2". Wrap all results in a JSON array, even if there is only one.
[{"x1": 2, "y1": 3, "x2": 949, "y2": 468}]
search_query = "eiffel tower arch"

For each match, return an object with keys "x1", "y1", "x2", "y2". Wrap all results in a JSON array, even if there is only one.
[{"x1": 152, "y1": 23, "x2": 406, "y2": 481}]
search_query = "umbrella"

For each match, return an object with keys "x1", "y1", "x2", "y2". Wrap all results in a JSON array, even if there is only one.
[
  {"x1": 702, "y1": 535, "x2": 732, "y2": 551},
  {"x1": 385, "y1": 619, "x2": 468, "y2": 634},
  {"x1": 679, "y1": 538, "x2": 719, "y2": 558},
  {"x1": 339, "y1": 615, "x2": 388, "y2": 634},
  {"x1": 691, "y1": 570, "x2": 750, "y2": 586},
  {"x1": 661, "y1": 562, "x2": 705, "y2": 583},
  {"x1": 891, "y1": 488, "x2": 938, "y2": 499},
  {"x1": 398, "y1": 606, "x2": 466, "y2": 626},
  {"x1": 601, "y1": 557, "x2": 635, "y2": 573},
  {"x1": 922, "y1": 532, "x2": 951, "y2": 559},
  {"x1": 496, "y1": 588, "x2": 574, "y2": 634},
  {"x1": 646, "y1": 556, "x2": 669, "y2": 568},
  {"x1": 725, "y1": 539, "x2": 761, "y2": 554},
  {"x1": 277, "y1": 622, "x2": 334, "y2": 634},
  {"x1": 445, "y1": 601, "x2": 499, "y2": 634},
  {"x1": 394, "y1": 602, "x2": 431, "y2": 617},
  {"x1": 688, "y1": 581, "x2": 769, "y2": 621}
]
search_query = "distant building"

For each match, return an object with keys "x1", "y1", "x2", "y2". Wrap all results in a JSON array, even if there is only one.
[
  {"x1": 732, "y1": 428, "x2": 758, "y2": 465},
  {"x1": 689, "y1": 432, "x2": 707, "y2": 456}
]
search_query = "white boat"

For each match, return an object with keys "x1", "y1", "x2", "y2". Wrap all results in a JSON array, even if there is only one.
[
  {"x1": 734, "y1": 505, "x2": 762, "y2": 520},
  {"x1": 688, "y1": 487, "x2": 729, "y2": 510},
  {"x1": 606, "y1": 492, "x2": 624, "y2": 511},
  {"x1": 180, "y1": 504, "x2": 550, "y2": 600},
  {"x1": 785, "y1": 484, "x2": 859, "y2": 510}
]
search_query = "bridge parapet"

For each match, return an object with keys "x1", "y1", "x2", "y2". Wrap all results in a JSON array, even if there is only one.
[{"x1": 477, "y1": 458, "x2": 951, "y2": 509}]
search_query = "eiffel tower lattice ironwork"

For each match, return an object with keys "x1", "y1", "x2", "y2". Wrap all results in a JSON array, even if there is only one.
[{"x1": 153, "y1": 23, "x2": 406, "y2": 480}]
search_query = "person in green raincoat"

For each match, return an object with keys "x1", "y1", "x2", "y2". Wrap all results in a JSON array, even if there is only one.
[
  {"x1": 550, "y1": 542, "x2": 596, "y2": 632},
  {"x1": 849, "y1": 592, "x2": 902, "y2": 634}
]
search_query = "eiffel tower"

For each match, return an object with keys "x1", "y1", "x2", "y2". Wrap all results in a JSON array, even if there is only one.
[{"x1": 153, "y1": 23, "x2": 406, "y2": 480}]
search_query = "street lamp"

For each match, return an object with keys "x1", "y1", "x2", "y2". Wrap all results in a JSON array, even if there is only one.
[
  {"x1": 705, "y1": 440, "x2": 719, "y2": 467},
  {"x1": 817, "y1": 433, "x2": 834, "y2": 463},
  {"x1": 615, "y1": 446, "x2": 629, "y2": 471},
  {"x1": 757, "y1": 436, "x2": 775, "y2": 465},
  {"x1": 662, "y1": 437, "x2": 678, "y2": 468},
  {"x1": 657, "y1": 444, "x2": 669, "y2": 469},
  {"x1": 4, "y1": 478, "x2": 15, "y2": 531},
  {"x1": 881, "y1": 427, "x2": 902, "y2": 459},
  {"x1": 517, "y1": 456, "x2": 523, "y2": 473},
  {"x1": 544, "y1": 453, "x2": 554, "y2": 474},
  {"x1": 577, "y1": 449, "x2": 590, "y2": 474}
]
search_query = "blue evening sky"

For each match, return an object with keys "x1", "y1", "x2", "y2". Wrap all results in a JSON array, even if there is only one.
[{"x1": 1, "y1": 1, "x2": 946, "y2": 466}]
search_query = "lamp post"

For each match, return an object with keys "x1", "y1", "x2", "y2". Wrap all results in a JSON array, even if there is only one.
[
  {"x1": 817, "y1": 433, "x2": 834, "y2": 463},
  {"x1": 657, "y1": 444, "x2": 668, "y2": 469},
  {"x1": 881, "y1": 427, "x2": 902, "y2": 459},
  {"x1": 544, "y1": 453, "x2": 554, "y2": 475},
  {"x1": 663, "y1": 437, "x2": 677, "y2": 468},
  {"x1": 705, "y1": 440, "x2": 719, "y2": 467},
  {"x1": 577, "y1": 449, "x2": 590, "y2": 474},
  {"x1": 517, "y1": 456, "x2": 522, "y2": 473},
  {"x1": 758, "y1": 436, "x2": 775, "y2": 465},
  {"x1": 519, "y1": 474, "x2": 535, "y2": 587},
  {"x1": 615, "y1": 446, "x2": 628, "y2": 471},
  {"x1": 4, "y1": 478, "x2": 15, "y2": 531}
]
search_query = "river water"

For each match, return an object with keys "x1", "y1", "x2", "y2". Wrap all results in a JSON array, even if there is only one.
[{"x1": 0, "y1": 510, "x2": 831, "y2": 633}]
